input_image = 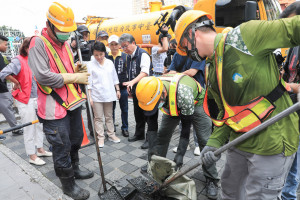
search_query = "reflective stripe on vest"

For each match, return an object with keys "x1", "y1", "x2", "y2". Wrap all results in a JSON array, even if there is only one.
[
  {"x1": 36, "y1": 36, "x2": 86, "y2": 111},
  {"x1": 159, "y1": 73, "x2": 202, "y2": 116},
  {"x1": 203, "y1": 34, "x2": 279, "y2": 133}
]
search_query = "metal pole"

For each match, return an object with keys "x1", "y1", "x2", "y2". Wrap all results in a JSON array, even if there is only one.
[
  {"x1": 160, "y1": 102, "x2": 300, "y2": 189},
  {"x1": 75, "y1": 33, "x2": 107, "y2": 191}
]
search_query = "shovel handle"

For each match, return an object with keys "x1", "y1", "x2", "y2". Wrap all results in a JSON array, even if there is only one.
[
  {"x1": 161, "y1": 102, "x2": 300, "y2": 189},
  {"x1": 0, "y1": 120, "x2": 39, "y2": 135}
]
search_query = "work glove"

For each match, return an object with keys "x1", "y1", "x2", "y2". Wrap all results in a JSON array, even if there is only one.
[
  {"x1": 61, "y1": 73, "x2": 90, "y2": 85},
  {"x1": 200, "y1": 146, "x2": 220, "y2": 167},
  {"x1": 74, "y1": 63, "x2": 88, "y2": 73}
]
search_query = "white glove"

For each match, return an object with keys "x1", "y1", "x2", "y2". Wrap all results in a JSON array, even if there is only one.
[{"x1": 61, "y1": 73, "x2": 90, "y2": 85}]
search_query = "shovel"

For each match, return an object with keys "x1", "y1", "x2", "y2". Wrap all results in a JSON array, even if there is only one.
[{"x1": 129, "y1": 102, "x2": 300, "y2": 197}]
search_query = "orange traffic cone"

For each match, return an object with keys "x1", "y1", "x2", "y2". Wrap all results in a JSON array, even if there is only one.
[{"x1": 81, "y1": 117, "x2": 92, "y2": 147}]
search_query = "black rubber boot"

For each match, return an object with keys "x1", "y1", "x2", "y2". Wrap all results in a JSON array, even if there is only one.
[
  {"x1": 72, "y1": 162, "x2": 94, "y2": 179},
  {"x1": 55, "y1": 167, "x2": 90, "y2": 200},
  {"x1": 173, "y1": 137, "x2": 189, "y2": 170},
  {"x1": 141, "y1": 131, "x2": 157, "y2": 173}
]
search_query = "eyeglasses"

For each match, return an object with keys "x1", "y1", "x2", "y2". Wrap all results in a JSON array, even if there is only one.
[{"x1": 121, "y1": 43, "x2": 130, "y2": 49}]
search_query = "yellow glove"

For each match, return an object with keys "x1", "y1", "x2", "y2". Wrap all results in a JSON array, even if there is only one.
[
  {"x1": 61, "y1": 73, "x2": 90, "y2": 85},
  {"x1": 74, "y1": 63, "x2": 88, "y2": 73}
]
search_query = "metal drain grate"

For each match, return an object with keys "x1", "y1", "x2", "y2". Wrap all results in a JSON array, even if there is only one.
[{"x1": 127, "y1": 176, "x2": 160, "y2": 196}]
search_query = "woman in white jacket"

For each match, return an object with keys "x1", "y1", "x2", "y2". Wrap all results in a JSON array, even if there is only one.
[{"x1": 88, "y1": 41, "x2": 121, "y2": 148}]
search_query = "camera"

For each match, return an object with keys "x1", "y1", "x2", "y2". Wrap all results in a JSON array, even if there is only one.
[{"x1": 73, "y1": 31, "x2": 92, "y2": 62}]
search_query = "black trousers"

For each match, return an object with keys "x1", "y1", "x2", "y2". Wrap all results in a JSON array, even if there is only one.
[
  {"x1": 43, "y1": 107, "x2": 83, "y2": 168},
  {"x1": 132, "y1": 94, "x2": 158, "y2": 137}
]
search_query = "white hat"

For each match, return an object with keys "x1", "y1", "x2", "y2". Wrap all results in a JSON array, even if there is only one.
[{"x1": 108, "y1": 35, "x2": 119, "y2": 44}]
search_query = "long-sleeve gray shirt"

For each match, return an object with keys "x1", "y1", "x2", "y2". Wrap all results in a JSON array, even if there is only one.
[{"x1": 0, "y1": 57, "x2": 37, "y2": 98}]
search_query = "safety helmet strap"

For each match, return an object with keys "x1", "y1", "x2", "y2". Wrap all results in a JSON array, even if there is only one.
[{"x1": 181, "y1": 19, "x2": 214, "y2": 62}]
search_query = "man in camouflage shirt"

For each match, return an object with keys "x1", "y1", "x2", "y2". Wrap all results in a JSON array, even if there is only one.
[{"x1": 136, "y1": 74, "x2": 219, "y2": 199}]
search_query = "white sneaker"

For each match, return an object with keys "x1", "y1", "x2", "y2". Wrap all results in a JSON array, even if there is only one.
[
  {"x1": 29, "y1": 157, "x2": 46, "y2": 166},
  {"x1": 37, "y1": 151, "x2": 52, "y2": 157},
  {"x1": 194, "y1": 147, "x2": 201, "y2": 156},
  {"x1": 173, "y1": 145, "x2": 190, "y2": 153}
]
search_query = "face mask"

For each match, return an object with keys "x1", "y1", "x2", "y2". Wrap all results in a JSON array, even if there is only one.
[{"x1": 56, "y1": 32, "x2": 70, "y2": 43}]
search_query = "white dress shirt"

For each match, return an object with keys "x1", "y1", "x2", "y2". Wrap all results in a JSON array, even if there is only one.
[{"x1": 87, "y1": 58, "x2": 119, "y2": 102}]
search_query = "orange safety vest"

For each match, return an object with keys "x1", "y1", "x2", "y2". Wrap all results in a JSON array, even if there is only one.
[
  {"x1": 36, "y1": 36, "x2": 86, "y2": 111},
  {"x1": 159, "y1": 73, "x2": 202, "y2": 116},
  {"x1": 203, "y1": 34, "x2": 286, "y2": 133}
]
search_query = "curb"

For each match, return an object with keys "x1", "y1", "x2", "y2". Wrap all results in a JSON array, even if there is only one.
[{"x1": 0, "y1": 144, "x2": 72, "y2": 200}]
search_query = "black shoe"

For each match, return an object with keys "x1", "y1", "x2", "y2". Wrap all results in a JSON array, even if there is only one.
[
  {"x1": 141, "y1": 140, "x2": 149, "y2": 149},
  {"x1": 122, "y1": 130, "x2": 129, "y2": 137},
  {"x1": 206, "y1": 179, "x2": 218, "y2": 200},
  {"x1": 128, "y1": 135, "x2": 144, "y2": 142},
  {"x1": 12, "y1": 129, "x2": 23, "y2": 136}
]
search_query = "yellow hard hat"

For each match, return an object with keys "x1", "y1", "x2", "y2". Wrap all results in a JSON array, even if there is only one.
[
  {"x1": 174, "y1": 10, "x2": 212, "y2": 56},
  {"x1": 46, "y1": 2, "x2": 77, "y2": 32},
  {"x1": 136, "y1": 76, "x2": 163, "y2": 112}
]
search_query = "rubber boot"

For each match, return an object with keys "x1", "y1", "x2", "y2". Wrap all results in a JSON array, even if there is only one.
[
  {"x1": 72, "y1": 162, "x2": 94, "y2": 179},
  {"x1": 173, "y1": 137, "x2": 189, "y2": 170},
  {"x1": 141, "y1": 131, "x2": 157, "y2": 173},
  {"x1": 141, "y1": 133, "x2": 149, "y2": 149},
  {"x1": 55, "y1": 167, "x2": 90, "y2": 200}
]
